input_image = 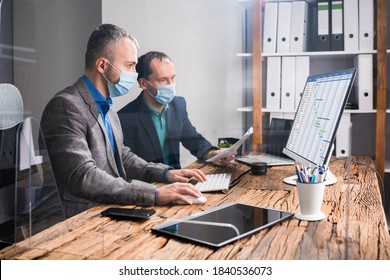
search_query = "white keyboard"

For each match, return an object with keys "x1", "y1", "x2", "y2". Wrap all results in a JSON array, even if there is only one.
[{"x1": 195, "y1": 173, "x2": 231, "y2": 193}]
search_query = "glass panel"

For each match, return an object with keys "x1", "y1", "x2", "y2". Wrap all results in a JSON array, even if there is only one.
[
  {"x1": 0, "y1": 117, "x2": 68, "y2": 248},
  {"x1": 0, "y1": 123, "x2": 20, "y2": 245}
]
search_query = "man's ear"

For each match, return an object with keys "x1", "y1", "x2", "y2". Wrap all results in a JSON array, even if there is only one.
[
  {"x1": 96, "y1": 58, "x2": 106, "y2": 74},
  {"x1": 139, "y1": 78, "x2": 147, "y2": 90}
]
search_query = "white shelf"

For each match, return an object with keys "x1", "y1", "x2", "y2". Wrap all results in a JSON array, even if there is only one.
[
  {"x1": 263, "y1": 50, "x2": 377, "y2": 58},
  {"x1": 344, "y1": 109, "x2": 377, "y2": 114},
  {"x1": 385, "y1": 161, "x2": 390, "y2": 173},
  {"x1": 344, "y1": 109, "x2": 390, "y2": 113},
  {"x1": 262, "y1": 109, "x2": 377, "y2": 114},
  {"x1": 262, "y1": 108, "x2": 295, "y2": 113},
  {"x1": 237, "y1": 53, "x2": 253, "y2": 57},
  {"x1": 237, "y1": 106, "x2": 253, "y2": 112},
  {"x1": 237, "y1": 107, "x2": 381, "y2": 114}
]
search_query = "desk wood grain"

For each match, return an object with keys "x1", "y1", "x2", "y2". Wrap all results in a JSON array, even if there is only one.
[{"x1": 1, "y1": 157, "x2": 389, "y2": 260}]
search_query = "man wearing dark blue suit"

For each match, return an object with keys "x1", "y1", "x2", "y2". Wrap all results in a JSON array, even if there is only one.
[{"x1": 118, "y1": 51, "x2": 232, "y2": 169}]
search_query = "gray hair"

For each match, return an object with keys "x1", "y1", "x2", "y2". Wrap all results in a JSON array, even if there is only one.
[{"x1": 85, "y1": 24, "x2": 138, "y2": 70}]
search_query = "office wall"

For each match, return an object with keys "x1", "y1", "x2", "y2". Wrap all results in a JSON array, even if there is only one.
[
  {"x1": 13, "y1": 0, "x2": 102, "y2": 121},
  {"x1": 102, "y1": 0, "x2": 245, "y2": 166}
]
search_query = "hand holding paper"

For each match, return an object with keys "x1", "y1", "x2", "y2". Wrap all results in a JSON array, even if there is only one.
[{"x1": 206, "y1": 127, "x2": 253, "y2": 163}]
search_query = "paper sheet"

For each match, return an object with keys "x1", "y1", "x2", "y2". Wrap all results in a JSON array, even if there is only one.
[{"x1": 206, "y1": 127, "x2": 253, "y2": 162}]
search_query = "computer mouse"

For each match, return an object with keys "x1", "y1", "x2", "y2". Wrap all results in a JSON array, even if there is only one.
[{"x1": 176, "y1": 195, "x2": 207, "y2": 205}]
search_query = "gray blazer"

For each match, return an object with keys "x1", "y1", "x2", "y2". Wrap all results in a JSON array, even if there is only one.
[{"x1": 41, "y1": 78, "x2": 168, "y2": 217}]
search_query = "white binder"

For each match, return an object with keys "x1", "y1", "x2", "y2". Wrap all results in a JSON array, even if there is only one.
[
  {"x1": 281, "y1": 56, "x2": 296, "y2": 111},
  {"x1": 290, "y1": 1, "x2": 308, "y2": 52},
  {"x1": 294, "y1": 56, "x2": 310, "y2": 110},
  {"x1": 276, "y1": 1, "x2": 292, "y2": 53},
  {"x1": 315, "y1": 0, "x2": 331, "y2": 51},
  {"x1": 330, "y1": 0, "x2": 344, "y2": 50},
  {"x1": 353, "y1": 54, "x2": 373, "y2": 110},
  {"x1": 344, "y1": 0, "x2": 359, "y2": 51},
  {"x1": 358, "y1": 0, "x2": 374, "y2": 51},
  {"x1": 335, "y1": 113, "x2": 352, "y2": 157},
  {"x1": 263, "y1": 2, "x2": 278, "y2": 54},
  {"x1": 266, "y1": 56, "x2": 281, "y2": 109}
]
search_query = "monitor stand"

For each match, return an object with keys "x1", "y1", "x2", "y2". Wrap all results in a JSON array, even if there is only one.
[{"x1": 283, "y1": 169, "x2": 337, "y2": 186}]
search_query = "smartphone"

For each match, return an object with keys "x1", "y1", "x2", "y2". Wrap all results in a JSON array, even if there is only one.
[{"x1": 101, "y1": 207, "x2": 156, "y2": 219}]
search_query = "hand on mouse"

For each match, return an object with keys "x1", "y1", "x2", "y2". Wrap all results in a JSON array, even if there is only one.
[{"x1": 175, "y1": 195, "x2": 207, "y2": 204}]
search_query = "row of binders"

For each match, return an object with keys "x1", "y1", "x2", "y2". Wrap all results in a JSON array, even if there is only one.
[
  {"x1": 265, "y1": 54, "x2": 373, "y2": 111},
  {"x1": 263, "y1": 0, "x2": 374, "y2": 53},
  {"x1": 266, "y1": 56, "x2": 310, "y2": 110}
]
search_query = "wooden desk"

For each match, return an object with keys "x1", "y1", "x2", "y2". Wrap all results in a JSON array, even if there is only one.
[{"x1": 1, "y1": 157, "x2": 389, "y2": 260}]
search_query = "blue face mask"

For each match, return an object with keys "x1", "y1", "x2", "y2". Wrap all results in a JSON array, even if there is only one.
[
  {"x1": 145, "y1": 80, "x2": 176, "y2": 105},
  {"x1": 103, "y1": 61, "x2": 138, "y2": 97}
]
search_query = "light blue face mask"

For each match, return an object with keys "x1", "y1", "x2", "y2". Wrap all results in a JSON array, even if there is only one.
[
  {"x1": 145, "y1": 80, "x2": 176, "y2": 105},
  {"x1": 103, "y1": 61, "x2": 138, "y2": 97}
]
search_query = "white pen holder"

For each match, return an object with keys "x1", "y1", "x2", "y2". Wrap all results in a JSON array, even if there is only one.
[{"x1": 295, "y1": 181, "x2": 326, "y2": 221}]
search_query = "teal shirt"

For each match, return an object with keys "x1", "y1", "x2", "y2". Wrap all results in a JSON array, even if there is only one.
[{"x1": 142, "y1": 94, "x2": 170, "y2": 165}]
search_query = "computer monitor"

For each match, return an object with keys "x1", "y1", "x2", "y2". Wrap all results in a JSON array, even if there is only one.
[
  {"x1": 282, "y1": 68, "x2": 357, "y2": 185},
  {"x1": 265, "y1": 117, "x2": 294, "y2": 158}
]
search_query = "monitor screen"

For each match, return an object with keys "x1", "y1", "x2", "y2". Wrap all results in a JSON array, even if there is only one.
[{"x1": 283, "y1": 68, "x2": 357, "y2": 168}]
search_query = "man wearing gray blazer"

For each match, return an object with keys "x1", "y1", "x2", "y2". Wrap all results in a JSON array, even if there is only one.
[{"x1": 41, "y1": 24, "x2": 206, "y2": 217}]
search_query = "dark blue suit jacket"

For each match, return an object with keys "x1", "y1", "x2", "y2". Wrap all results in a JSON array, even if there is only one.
[{"x1": 118, "y1": 93, "x2": 217, "y2": 169}]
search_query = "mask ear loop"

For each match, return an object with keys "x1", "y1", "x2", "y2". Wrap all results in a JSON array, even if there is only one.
[
  {"x1": 102, "y1": 73, "x2": 112, "y2": 84},
  {"x1": 142, "y1": 78, "x2": 158, "y2": 98},
  {"x1": 105, "y1": 60, "x2": 121, "y2": 73},
  {"x1": 101, "y1": 59, "x2": 120, "y2": 85},
  {"x1": 145, "y1": 88, "x2": 157, "y2": 99},
  {"x1": 143, "y1": 78, "x2": 157, "y2": 89}
]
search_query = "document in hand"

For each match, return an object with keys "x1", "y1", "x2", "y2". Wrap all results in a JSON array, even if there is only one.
[{"x1": 206, "y1": 127, "x2": 253, "y2": 162}]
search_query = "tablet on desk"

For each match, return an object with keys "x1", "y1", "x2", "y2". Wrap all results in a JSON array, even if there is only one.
[{"x1": 152, "y1": 203, "x2": 293, "y2": 248}]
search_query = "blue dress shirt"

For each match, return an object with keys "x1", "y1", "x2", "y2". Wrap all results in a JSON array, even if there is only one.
[{"x1": 82, "y1": 75, "x2": 115, "y2": 154}]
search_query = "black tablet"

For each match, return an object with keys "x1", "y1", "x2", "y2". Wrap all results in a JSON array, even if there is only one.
[{"x1": 152, "y1": 203, "x2": 293, "y2": 248}]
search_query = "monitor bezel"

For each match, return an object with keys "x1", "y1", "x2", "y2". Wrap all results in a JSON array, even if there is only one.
[{"x1": 283, "y1": 68, "x2": 357, "y2": 169}]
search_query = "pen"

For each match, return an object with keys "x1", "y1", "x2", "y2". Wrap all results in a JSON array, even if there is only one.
[
  {"x1": 295, "y1": 165, "x2": 303, "y2": 183},
  {"x1": 316, "y1": 170, "x2": 325, "y2": 183},
  {"x1": 301, "y1": 170, "x2": 308, "y2": 182},
  {"x1": 323, "y1": 167, "x2": 329, "y2": 181},
  {"x1": 303, "y1": 165, "x2": 311, "y2": 182},
  {"x1": 312, "y1": 166, "x2": 318, "y2": 177}
]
